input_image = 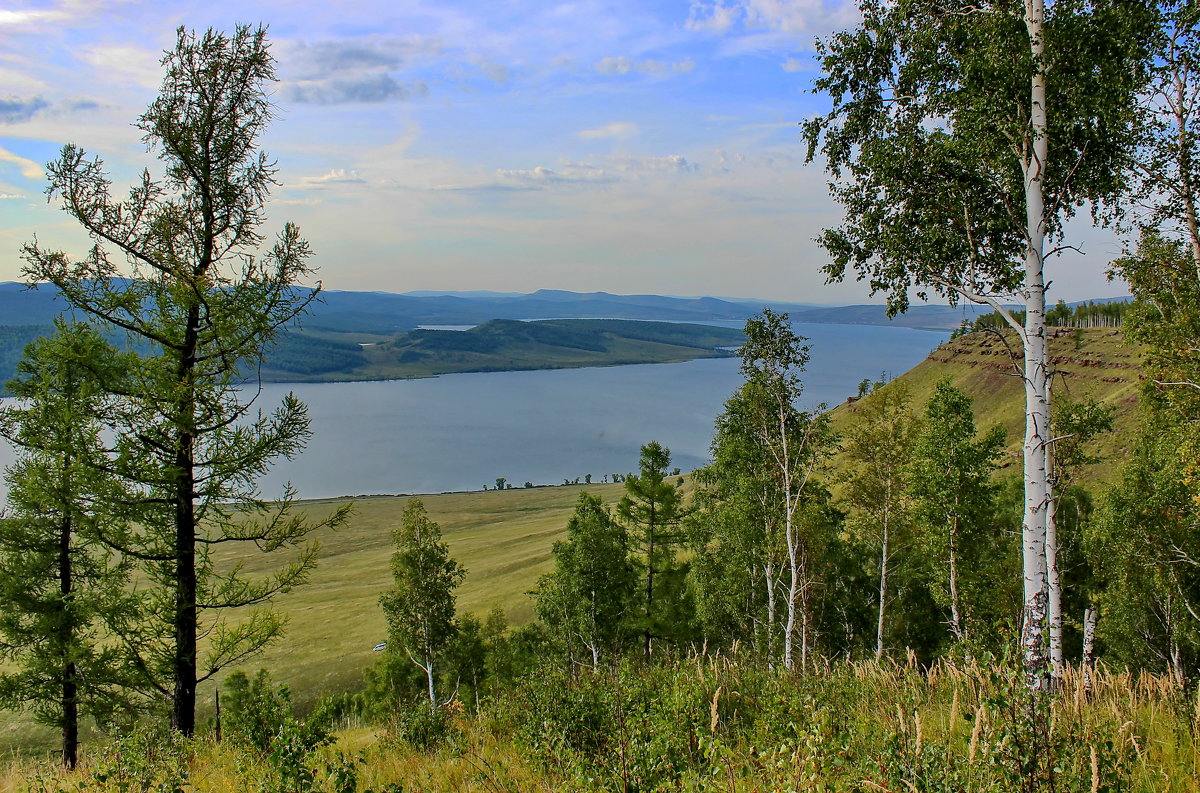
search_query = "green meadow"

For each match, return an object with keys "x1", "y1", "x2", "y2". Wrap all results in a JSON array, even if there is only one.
[{"x1": 210, "y1": 483, "x2": 628, "y2": 703}]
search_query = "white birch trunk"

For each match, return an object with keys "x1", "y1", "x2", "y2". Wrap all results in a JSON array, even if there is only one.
[
  {"x1": 875, "y1": 505, "x2": 890, "y2": 662},
  {"x1": 764, "y1": 557, "x2": 778, "y2": 665},
  {"x1": 426, "y1": 657, "x2": 437, "y2": 709},
  {"x1": 800, "y1": 553, "x2": 811, "y2": 670},
  {"x1": 783, "y1": 505, "x2": 799, "y2": 671},
  {"x1": 1046, "y1": 433, "x2": 1063, "y2": 686},
  {"x1": 769, "y1": 397, "x2": 800, "y2": 672},
  {"x1": 1081, "y1": 607, "x2": 1097, "y2": 698},
  {"x1": 948, "y1": 514, "x2": 965, "y2": 643},
  {"x1": 1021, "y1": 0, "x2": 1052, "y2": 690}
]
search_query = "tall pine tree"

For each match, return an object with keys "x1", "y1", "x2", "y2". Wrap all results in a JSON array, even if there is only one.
[
  {"x1": 20, "y1": 25, "x2": 350, "y2": 734},
  {"x1": 0, "y1": 323, "x2": 140, "y2": 767}
]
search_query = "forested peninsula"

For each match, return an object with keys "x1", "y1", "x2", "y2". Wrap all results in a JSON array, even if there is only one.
[
  {"x1": 263, "y1": 318, "x2": 744, "y2": 381},
  {"x1": 0, "y1": 318, "x2": 743, "y2": 389}
]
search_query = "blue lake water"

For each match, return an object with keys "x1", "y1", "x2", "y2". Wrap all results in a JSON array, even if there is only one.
[{"x1": 0, "y1": 323, "x2": 948, "y2": 503}]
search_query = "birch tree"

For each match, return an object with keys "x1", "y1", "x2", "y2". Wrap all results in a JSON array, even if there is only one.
[
  {"x1": 804, "y1": 0, "x2": 1151, "y2": 687},
  {"x1": 1045, "y1": 397, "x2": 1113, "y2": 681},
  {"x1": 840, "y1": 381, "x2": 919, "y2": 661},
  {"x1": 908, "y1": 381, "x2": 1005, "y2": 646},
  {"x1": 20, "y1": 26, "x2": 350, "y2": 733},
  {"x1": 736, "y1": 310, "x2": 831, "y2": 671},
  {"x1": 690, "y1": 383, "x2": 787, "y2": 658},
  {"x1": 380, "y1": 499, "x2": 465, "y2": 710},
  {"x1": 535, "y1": 493, "x2": 636, "y2": 668}
]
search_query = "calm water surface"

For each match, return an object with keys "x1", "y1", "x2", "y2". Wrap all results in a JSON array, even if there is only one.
[{"x1": 0, "y1": 323, "x2": 947, "y2": 502}]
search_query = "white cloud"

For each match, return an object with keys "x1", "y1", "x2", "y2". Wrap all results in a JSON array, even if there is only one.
[
  {"x1": 0, "y1": 0, "x2": 138, "y2": 30},
  {"x1": 687, "y1": 0, "x2": 859, "y2": 40},
  {"x1": 609, "y1": 154, "x2": 698, "y2": 173},
  {"x1": 782, "y1": 56, "x2": 805, "y2": 72},
  {"x1": 0, "y1": 9, "x2": 68, "y2": 27},
  {"x1": 78, "y1": 44, "x2": 163, "y2": 89},
  {"x1": 686, "y1": 1, "x2": 739, "y2": 32},
  {"x1": 578, "y1": 121, "x2": 638, "y2": 140},
  {"x1": 493, "y1": 163, "x2": 616, "y2": 186},
  {"x1": 299, "y1": 168, "x2": 367, "y2": 187},
  {"x1": 0, "y1": 192, "x2": 25, "y2": 199},
  {"x1": 0, "y1": 146, "x2": 43, "y2": 180},
  {"x1": 595, "y1": 56, "x2": 695, "y2": 76},
  {"x1": 595, "y1": 56, "x2": 633, "y2": 75}
]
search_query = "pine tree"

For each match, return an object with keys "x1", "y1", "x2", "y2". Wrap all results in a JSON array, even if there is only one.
[
  {"x1": 0, "y1": 323, "x2": 140, "y2": 767},
  {"x1": 618, "y1": 441, "x2": 685, "y2": 656},
  {"x1": 19, "y1": 25, "x2": 350, "y2": 734}
]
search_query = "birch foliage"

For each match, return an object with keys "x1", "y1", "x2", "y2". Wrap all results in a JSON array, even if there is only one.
[
  {"x1": 908, "y1": 381, "x2": 1005, "y2": 646},
  {"x1": 736, "y1": 310, "x2": 832, "y2": 670},
  {"x1": 803, "y1": 0, "x2": 1151, "y2": 685},
  {"x1": 840, "y1": 381, "x2": 919, "y2": 661},
  {"x1": 380, "y1": 499, "x2": 465, "y2": 710},
  {"x1": 535, "y1": 493, "x2": 637, "y2": 668}
]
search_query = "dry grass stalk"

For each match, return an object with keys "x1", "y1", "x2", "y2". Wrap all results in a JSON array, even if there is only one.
[
  {"x1": 949, "y1": 686, "x2": 960, "y2": 736},
  {"x1": 968, "y1": 703, "x2": 986, "y2": 764},
  {"x1": 710, "y1": 686, "x2": 723, "y2": 735}
]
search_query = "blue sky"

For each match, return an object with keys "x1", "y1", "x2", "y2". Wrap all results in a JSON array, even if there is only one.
[{"x1": 0, "y1": 0, "x2": 1124, "y2": 302}]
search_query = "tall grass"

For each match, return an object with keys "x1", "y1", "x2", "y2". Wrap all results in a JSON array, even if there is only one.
[{"x1": 4, "y1": 657, "x2": 1196, "y2": 792}]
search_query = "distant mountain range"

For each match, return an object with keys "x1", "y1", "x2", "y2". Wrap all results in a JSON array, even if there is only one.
[{"x1": 0, "y1": 283, "x2": 1044, "y2": 332}]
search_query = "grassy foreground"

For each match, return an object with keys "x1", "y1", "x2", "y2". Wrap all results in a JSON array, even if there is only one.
[{"x1": 5, "y1": 658, "x2": 1196, "y2": 792}]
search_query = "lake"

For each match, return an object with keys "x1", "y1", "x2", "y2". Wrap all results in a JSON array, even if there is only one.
[{"x1": 0, "y1": 323, "x2": 948, "y2": 503}]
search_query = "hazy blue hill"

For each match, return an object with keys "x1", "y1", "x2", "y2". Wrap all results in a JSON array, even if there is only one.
[
  {"x1": 0, "y1": 325, "x2": 56, "y2": 385},
  {"x1": 0, "y1": 284, "x2": 69, "y2": 325},
  {"x1": 2, "y1": 282, "x2": 1047, "y2": 333},
  {"x1": 302, "y1": 289, "x2": 752, "y2": 332},
  {"x1": 790, "y1": 303, "x2": 1007, "y2": 330}
]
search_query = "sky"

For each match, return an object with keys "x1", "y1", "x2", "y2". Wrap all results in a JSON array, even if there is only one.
[{"x1": 0, "y1": 0, "x2": 1128, "y2": 304}]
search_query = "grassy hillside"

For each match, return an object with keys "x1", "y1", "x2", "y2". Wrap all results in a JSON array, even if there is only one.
[
  {"x1": 0, "y1": 483, "x2": 625, "y2": 751},
  {"x1": 828, "y1": 326, "x2": 1141, "y2": 481}
]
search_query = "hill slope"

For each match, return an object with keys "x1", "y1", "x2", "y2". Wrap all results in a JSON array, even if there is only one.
[{"x1": 829, "y1": 327, "x2": 1141, "y2": 481}]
